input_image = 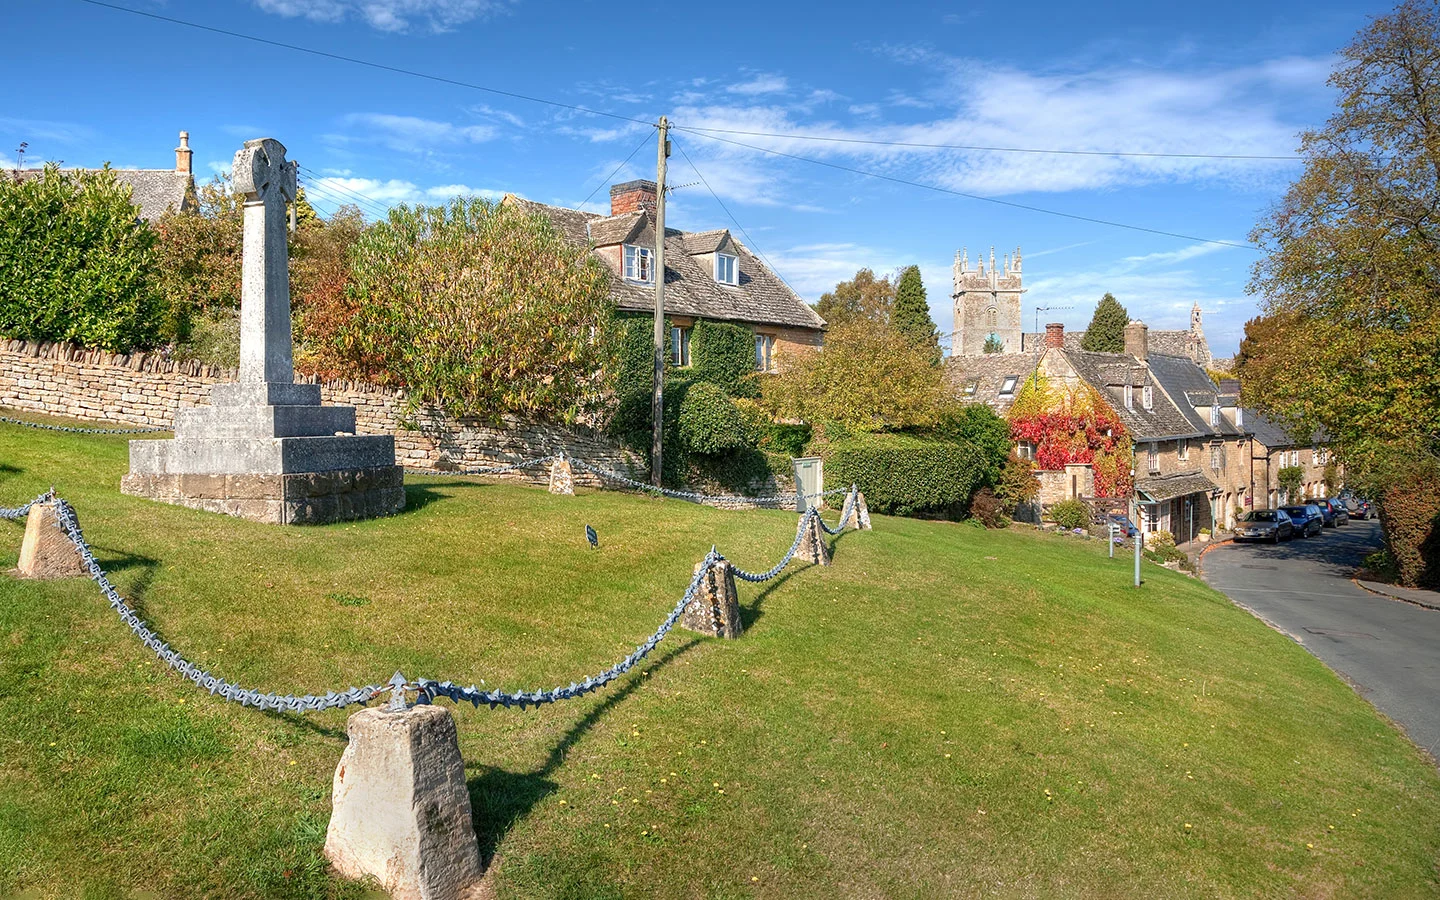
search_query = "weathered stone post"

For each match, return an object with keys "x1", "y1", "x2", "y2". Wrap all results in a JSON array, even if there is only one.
[
  {"x1": 548, "y1": 456, "x2": 575, "y2": 495},
  {"x1": 16, "y1": 503, "x2": 85, "y2": 579},
  {"x1": 844, "y1": 489, "x2": 872, "y2": 531},
  {"x1": 324, "y1": 703, "x2": 482, "y2": 900},
  {"x1": 680, "y1": 559, "x2": 743, "y2": 638},
  {"x1": 798, "y1": 514, "x2": 831, "y2": 566}
]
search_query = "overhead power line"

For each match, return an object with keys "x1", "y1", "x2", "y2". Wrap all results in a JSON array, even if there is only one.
[
  {"x1": 673, "y1": 126, "x2": 1300, "y2": 162},
  {"x1": 297, "y1": 166, "x2": 395, "y2": 217},
  {"x1": 669, "y1": 135, "x2": 796, "y2": 293},
  {"x1": 576, "y1": 128, "x2": 657, "y2": 210},
  {"x1": 73, "y1": 0, "x2": 650, "y2": 126},
  {"x1": 681, "y1": 130, "x2": 1258, "y2": 251}
]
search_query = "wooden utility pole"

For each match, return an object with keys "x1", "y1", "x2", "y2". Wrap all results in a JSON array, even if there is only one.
[{"x1": 651, "y1": 116, "x2": 670, "y2": 487}]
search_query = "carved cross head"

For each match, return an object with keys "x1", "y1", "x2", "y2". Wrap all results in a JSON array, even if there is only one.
[{"x1": 232, "y1": 137, "x2": 297, "y2": 205}]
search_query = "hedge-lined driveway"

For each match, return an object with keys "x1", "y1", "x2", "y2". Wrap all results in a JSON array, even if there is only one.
[{"x1": 1201, "y1": 520, "x2": 1440, "y2": 763}]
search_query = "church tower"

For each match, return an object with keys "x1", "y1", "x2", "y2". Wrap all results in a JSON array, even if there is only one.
[
  {"x1": 953, "y1": 245, "x2": 1024, "y2": 355},
  {"x1": 1185, "y1": 301, "x2": 1212, "y2": 367}
]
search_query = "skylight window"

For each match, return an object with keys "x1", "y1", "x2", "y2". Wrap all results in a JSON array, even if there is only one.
[
  {"x1": 999, "y1": 375, "x2": 1018, "y2": 396},
  {"x1": 715, "y1": 252, "x2": 738, "y2": 285}
]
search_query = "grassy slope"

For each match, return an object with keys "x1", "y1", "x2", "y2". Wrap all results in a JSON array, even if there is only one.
[{"x1": 0, "y1": 418, "x2": 1437, "y2": 899}]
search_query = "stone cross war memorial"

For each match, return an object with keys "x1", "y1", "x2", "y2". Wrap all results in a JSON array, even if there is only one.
[{"x1": 121, "y1": 138, "x2": 404, "y2": 525}]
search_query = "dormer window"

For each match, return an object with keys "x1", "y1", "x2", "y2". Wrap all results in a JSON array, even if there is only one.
[
  {"x1": 623, "y1": 244, "x2": 653, "y2": 283},
  {"x1": 1209, "y1": 404, "x2": 1220, "y2": 427},
  {"x1": 1123, "y1": 384, "x2": 1134, "y2": 409},
  {"x1": 715, "y1": 252, "x2": 738, "y2": 285},
  {"x1": 1142, "y1": 385, "x2": 1153, "y2": 410}
]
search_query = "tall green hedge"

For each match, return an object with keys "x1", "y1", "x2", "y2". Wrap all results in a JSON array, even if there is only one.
[
  {"x1": 691, "y1": 319, "x2": 758, "y2": 397},
  {"x1": 0, "y1": 165, "x2": 163, "y2": 352},
  {"x1": 821, "y1": 432, "x2": 987, "y2": 518}
]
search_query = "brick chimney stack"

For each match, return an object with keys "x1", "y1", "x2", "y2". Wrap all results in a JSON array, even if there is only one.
[
  {"x1": 609, "y1": 179, "x2": 657, "y2": 216},
  {"x1": 175, "y1": 130, "x2": 192, "y2": 175},
  {"x1": 1045, "y1": 322, "x2": 1065, "y2": 349},
  {"x1": 1124, "y1": 320, "x2": 1149, "y2": 362}
]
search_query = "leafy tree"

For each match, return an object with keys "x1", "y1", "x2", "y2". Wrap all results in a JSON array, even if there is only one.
[
  {"x1": 1242, "y1": 0, "x2": 1440, "y2": 584},
  {"x1": 928, "y1": 402, "x2": 1012, "y2": 484},
  {"x1": 994, "y1": 451, "x2": 1040, "y2": 513},
  {"x1": 761, "y1": 319, "x2": 944, "y2": 432},
  {"x1": 292, "y1": 204, "x2": 368, "y2": 379},
  {"x1": 0, "y1": 164, "x2": 163, "y2": 351},
  {"x1": 1079, "y1": 293, "x2": 1129, "y2": 352},
  {"x1": 1277, "y1": 465, "x2": 1304, "y2": 501},
  {"x1": 336, "y1": 197, "x2": 615, "y2": 423},
  {"x1": 893, "y1": 265, "x2": 939, "y2": 359},
  {"x1": 814, "y1": 268, "x2": 894, "y2": 327},
  {"x1": 982, "y1": 334, "x2": 1004, "y2": 354},
  {"x1": 153, "y1": 176, "x2": 244, "y2": 321}
]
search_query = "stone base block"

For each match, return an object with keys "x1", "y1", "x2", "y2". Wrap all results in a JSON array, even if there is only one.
[
  {"x1": 120, "y1": 465, "x2": 405, "y2": 525},
  {"x1": 798, "y1": 515, "x2": 831, "y2": 566},
  {"x1": 844, "y1": 491, "x2": 872, "y2": 530},
  {"x1": 325, "y1": 705, "x2": 482, "y2": 900},
  {"x1": 681, "y1": 560, "x2": 743, "y2": 638},
  {"x1": 548, "y1": 457, "x2": 574, "y2": 495},
  {"x1": 16, "y1": 504, "x2": 86, "y2": 579}
]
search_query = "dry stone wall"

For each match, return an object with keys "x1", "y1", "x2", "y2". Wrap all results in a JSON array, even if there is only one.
[{"x1": 0, "y1": 340, "x2": 639, "y2": 486}]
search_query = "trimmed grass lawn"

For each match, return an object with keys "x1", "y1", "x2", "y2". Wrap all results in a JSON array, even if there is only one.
[{"x1": 2, "y1": 415, "x2": 1439, "y2": 899}]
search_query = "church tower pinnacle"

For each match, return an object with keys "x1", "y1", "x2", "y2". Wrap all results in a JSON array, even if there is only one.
[{"x1": 953, "y1": 243, "x2": 1025, "y2": 355}]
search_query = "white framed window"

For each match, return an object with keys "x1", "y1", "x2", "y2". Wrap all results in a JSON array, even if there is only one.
[
  {"x1": 623, "y1": 244, "x2": 653, "y2": 283},
  {"x1": 670, "y1": 326, "x2": 691, "y2": 367},
  {"x1": 1210, "y1": 443, "x2": 1224, "y2": 471},
  {"x1": 715, "y1": 253, "x2": 738, "y2": 285},
  {"x1": 1290, "y1": 449, "x2": 1300, "y2": 467},
  {"x1": 754, "y1": 333, "x2": 776, "y2": 373},
  {"x1": 1142, "y1": 384, "x2": 1153, "y2": 410},
  {"x1": 1123, "y1": 384, "x2": 1134, "y2": 409},
  {"x1": 1017, "y1": 441, "x2": 1036, "y2": 461},
  {"x1": 1147, "y1": 443, "x2": 1160, "y2": 474},
  {"x1": 999, "y1": 375, "x2": 1019, "y2": 396},
  {"x1": 1177, "y1": 438, "x2": 1189, "y2": 462},
  {"x1": 963, "y1": 378, "x2": 979, "y2": 397},
  {"x1": 1209, "y1": 404, "x2": 1220, "y2": 427}
]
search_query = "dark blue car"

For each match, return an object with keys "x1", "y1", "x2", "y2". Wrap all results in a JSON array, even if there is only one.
[{"x1": 1280, "y1": 504, "x2": 1324, "y2": 538}]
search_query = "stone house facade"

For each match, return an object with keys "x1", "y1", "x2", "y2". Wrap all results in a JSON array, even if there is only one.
[
  {"x1": 15, "y1": 130, "x2": 196, "y2": 221},
  {"x1": 508, "y1": 181, "x2": 825, "y2": 372}
]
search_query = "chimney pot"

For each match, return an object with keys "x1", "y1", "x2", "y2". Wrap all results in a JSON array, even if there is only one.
[
  {"x1": 1045, "y1": 322, "x2": 1065, "y2": 349},
  {"x1": 174, "y1": 130, "x2": 193, "y2": 175},
  {"x1": 1124, "y1": 319, "x2": 1149, "y2": 362},
  {"x1": 609, "y1": 179, "x2": 657, "y2": 216}
]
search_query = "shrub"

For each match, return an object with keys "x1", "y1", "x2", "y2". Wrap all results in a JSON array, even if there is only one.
[
  {"x1": 1049, "y1": 499, "x2": 1091, "y2": 531},
  {"x1": 690, "y1": 319, "x2": 758, "y2": 398},
  {"x1": 0, "y1": 165, "x2": 164, "y2": 351},
  {"x1": 1361, "y1": 548, "x2": 1401, "y2": 583},
  {"x1": 969, "y1": 486, "x2": 1008, "y2": 528},
  {"x1": 994, "y1": 452, "x2": 1040, "y2": 514},
  {"x1": 610, "y1": 377, "x2": 692, "y2": 486},
  {"x1": 1376, "y1": 454, "x2": 1440, "y2": 588},
  {"x1": 927, "y1": 402, "x2": 1012, "y2": 485},
  {"x1": 821, "y1": 432, "x2": 986, "y2": 518},
  {"x1": 757, "y1": 421, "x2": 812, "y2": 458},
  {"x1": 679, "y1": 382, "x2": 755, "y2": 455},
  {"x1": 336, "y1": 198, "x2": 615, "y2": 423}
]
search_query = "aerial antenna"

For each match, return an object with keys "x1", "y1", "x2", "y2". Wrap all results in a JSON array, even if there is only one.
[
  {"x1": 14, "y1": 141, "x2": 27, "y2": 174},
  {"x1": 1033, "y1": 304, "x2": 1074, "y2": 337}
]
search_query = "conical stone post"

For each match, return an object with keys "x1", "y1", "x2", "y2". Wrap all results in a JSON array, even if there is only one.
[
  {"x1": 798, "y1": 514, "x2": 831, "y2": 566},
  {"x1": 844, "y1": 490, "x2": 872, "y2": 530},
  {"x1": 324, "y1": 704, "x2": 482, "y2": 900},
  {"x1": 680, "y1": 559, "x2": 743, "y2": 638},
  {"x1": 548, "y1": 456, "x2": 575, "y2": 495},
  {"x1": 16, "y1": 503, "x2": 85, "y2": 579}
]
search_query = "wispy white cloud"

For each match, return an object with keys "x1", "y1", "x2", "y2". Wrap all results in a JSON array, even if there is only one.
[
  {"x1": 253, "y1": 0, "x2": 511, "y2": 32},
  {"x1": 727, "y1": 74, "x2": 789, "y2": 96},
  {"x1": 340, "y1": 113, "x2": 497, "y2": 151},
  {"x1": 0, "y1": 117, "x2": 96, "y2": 147},
  {"x1": 303, "y1": 175, "x2": 506, "y2": 211}
]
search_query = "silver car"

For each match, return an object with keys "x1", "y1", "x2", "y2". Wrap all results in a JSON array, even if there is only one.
[{"x1": 1234, "y1": 509, "x2": 1296, "y2": 543}]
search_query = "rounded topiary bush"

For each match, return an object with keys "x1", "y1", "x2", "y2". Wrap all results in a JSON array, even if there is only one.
[
  {"x1": 679, "y1": 382, "x2": 754, "y2": 455},
  {"x1": 1049, "y1": 499, "x2": 1091, "y2": 531}
]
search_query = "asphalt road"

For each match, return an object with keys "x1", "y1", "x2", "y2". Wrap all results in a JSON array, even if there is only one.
[{"x1": 1201, "y1": 519, "x2": 1440, "y2": 762}]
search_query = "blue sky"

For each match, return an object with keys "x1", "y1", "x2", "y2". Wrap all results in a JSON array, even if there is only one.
[{"x1": 3, "y1": 0, "x2": 1396, "y2": 356}]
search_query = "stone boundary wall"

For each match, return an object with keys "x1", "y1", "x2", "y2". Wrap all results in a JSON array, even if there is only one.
[{"x1": 0, "y1": 340, "x2": 638, "y2": 487}]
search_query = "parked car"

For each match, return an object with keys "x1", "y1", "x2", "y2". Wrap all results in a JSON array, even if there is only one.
[
  {"x1": 1280, "y1": 504, "x2": 1324, "y2": 537},
  {"x1": 1106, "y1": 513, "x2": 1139, "y2": 538},
  {"x1": 1317, "y1": 498, "x2": 1349, "y2": 527},
  {"x1": 1234, "y1": 509, "x2": 1295, "y2": 543},
  {"x1": 1347, "y1": 497, "x2": 1372, "y2": 519}
]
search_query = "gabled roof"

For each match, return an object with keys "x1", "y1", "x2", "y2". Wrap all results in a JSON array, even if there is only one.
[
  {"x1": 14, "y1": 168, "x2": 193, "y2": 222},
  {"x1": 1061, "y1": 349, "x2": 1199, "y2": 440},
  {"x1": 1146, "y1": 352, "x2": 1245, "y2": 438},
  {"x1": 508, "y1": 196, "x2": 825, "y2": 331},
  {"x1": 944, "y1": 351, "x2": 1042, "y2": 413}
]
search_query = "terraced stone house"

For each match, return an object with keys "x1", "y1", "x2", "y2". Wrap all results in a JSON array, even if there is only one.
[
  {"x1": 508, "y1": 180, "x2": 825, "y2": 371},
  {"x1": 13, "y1": 130, "x2": 196, "y2": 222}
]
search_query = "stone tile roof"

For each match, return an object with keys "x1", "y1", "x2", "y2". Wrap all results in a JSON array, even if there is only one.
[
  {"x1": 1061, "y1": 349, "x2": 1200, "y2": 440},
  {"x1": 14, "y1": 168, "x2": 194, "y2": 222},
  {"x1": 508, "y1": 196, "x2": 825, "y2": 331},
  {"x1": 944, "y1": 351, "x2": 1043, "y2": 413},
  {"x1": 1136, "y1": 471, "x2": 1219, "y2": 503},
  {"x1": 1021, "y1": 328, "x2": 1208, "y2": 363},
  {"x1": 1146, "y1": 352, "x2": 1247, "y2": 438}
]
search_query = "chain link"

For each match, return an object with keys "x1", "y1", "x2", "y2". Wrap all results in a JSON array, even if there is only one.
[
  {"x1": 0, "y1": 490, "x2": 53, "y2": 520},
  {"x1": 570, "y1": 458, "x2": 846, "y2": 507},
  {"x1": 0, "y1": 415, "x2": 166, "y2": 435}
]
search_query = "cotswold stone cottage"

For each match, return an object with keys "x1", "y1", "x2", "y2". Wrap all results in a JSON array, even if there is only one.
[
  {"x1": 508, "y1": 181, "x2": 825, "y2": 371},
  {"x1": 952, "y1": 243, "x2": 1212, "y2": 367},
  {"x1": 14, "y1": 130, "x2": 197, "y2": 222}
]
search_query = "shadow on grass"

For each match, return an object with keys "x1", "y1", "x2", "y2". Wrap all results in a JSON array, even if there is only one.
[{"x1": 464, "y1": 637, "x2": 700, "y2": 867}]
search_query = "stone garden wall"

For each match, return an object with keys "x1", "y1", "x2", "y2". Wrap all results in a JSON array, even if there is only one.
[{"x1": 0, "y1": 340, "x2": 639, "y2": 486}]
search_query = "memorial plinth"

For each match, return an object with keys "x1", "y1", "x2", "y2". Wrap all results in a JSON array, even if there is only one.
[{"x1": 122, "y1": 138, "x2": 404, "y2": 525}]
